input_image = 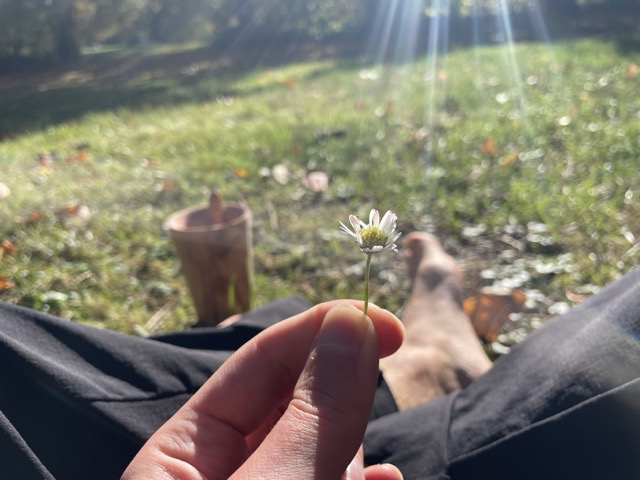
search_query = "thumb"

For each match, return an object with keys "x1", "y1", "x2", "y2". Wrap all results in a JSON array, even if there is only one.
[{"x1": 234, "y1": 303, "x2": 380, "y2": 479}]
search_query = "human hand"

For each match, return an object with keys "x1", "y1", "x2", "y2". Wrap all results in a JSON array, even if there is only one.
[{"x1": 122, "y1": 301, "x2": 405, "y2": 480}]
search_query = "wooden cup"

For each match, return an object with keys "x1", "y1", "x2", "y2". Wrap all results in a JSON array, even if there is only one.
[{"x1": 165, "y1": 193, "x2": 253, "y2": 326}]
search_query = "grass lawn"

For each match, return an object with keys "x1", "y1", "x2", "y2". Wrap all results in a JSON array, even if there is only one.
[{"x1": 1, "y1": 37, "x2": 639, "y2": 350}]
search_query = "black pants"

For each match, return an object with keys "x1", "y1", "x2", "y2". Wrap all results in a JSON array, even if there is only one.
[{"x1": 2, "y1": 268, "x2": 640, "y2": 479}]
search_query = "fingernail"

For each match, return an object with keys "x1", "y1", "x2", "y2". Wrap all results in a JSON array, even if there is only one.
[
  {"x1": 380, "y1": 463, "x2": 404, "y2": 479},
  {"x1": 365, "y1": 301, "x2": 389, "y2": 314},
  {"x1": 366, "y1": 302, "x2": 399, "y2": 321},
  {"x1": 317, "y1": 304, "x2": 369, "y2": 353}
]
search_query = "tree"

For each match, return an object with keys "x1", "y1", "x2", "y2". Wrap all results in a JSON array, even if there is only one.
[
  {"x1": 211, "y1": 0, "x2": 364, "y2": 46},
  {"x1": 51, "y1": 0, "x2": 81, "y2": 61},
  {"x1": 0, "y1": 0, "x2": 153, "y2": 61}
]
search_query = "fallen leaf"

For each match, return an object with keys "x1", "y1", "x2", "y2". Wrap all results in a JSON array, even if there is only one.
[
  {"x1": 0, "y1": 183, "x2": 10, "y2": 199},
  {"x1": 626, "y1": 64, "x2": 639, "y2": 78},
  {"x1": 156, "y1": 180, "x2": 173, "y2": 192},
  {"x1": 55, "y1": 201, "x2": 92, "y2": 224},
  {"x1": 301, "y1": 171, "x2": 329, "y2": 193},
  {"x1": 500, "y1": 152, "x2": 519, "y2": 167},
  {"x1": 56, "y1": 202, "x2": 80, "y2": 216},
  {"x1": 140, "y1": 158, "x2": 161, "y2": 168},
  {"x1": 464, "y1": 287, "x2": 526, "y2": 340},
  {"x1": 272, "y1": 164, "x2": 290, "y2": 185},
  {"x1": 411, "y1": 128, "x2": 429, "y2": 141},
  {"x1": 35, "y1": 153, "x2": 54, "y2": 173},
  {"x1": 35, "y1": 153, "x2": 53, "y2": 167},
  {"x1": 0, "y1": 239, "x2": 17, "y2": 258},
  {"x1": 0, "y1": 275, "x2": 14, "y2": 290},
  {"x1": 480, "y1": 138, "x2": 497, "y2": 156},
  {"x1": 233, "y1": 167, "x2": 248, "y2": 178},
  {"x1": 22, "y1": 211, "x2": 46, "y2": 225},
  {"x1": 283, "y1": 77, "x2": 296, "y2": 89},
  {"x1": 66, "y1": 151, "x2": 89, "y2": 162},
  {"x1": 565, "y1": 290, "x2": 586, "y2": 303}
]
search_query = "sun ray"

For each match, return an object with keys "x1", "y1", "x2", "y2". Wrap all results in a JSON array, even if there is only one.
[
  {"x1": 363, "y1": 0, "x2": 401, "y2": 66},
  {"x1": 423, "y1": 0, "x2": 450, "y2": 165}
]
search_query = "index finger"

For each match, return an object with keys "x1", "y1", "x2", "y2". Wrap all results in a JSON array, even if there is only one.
[
  {"x1": 190, "y1": 300, "x2": 403, "y2": 435},
  {"x1": 136, "y1": 301, "x2": 403, "y2": 479}
]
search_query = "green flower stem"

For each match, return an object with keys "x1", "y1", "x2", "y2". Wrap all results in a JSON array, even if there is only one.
[{"x1": 363, "y1": 253, "x2": 372, "y2": 315}]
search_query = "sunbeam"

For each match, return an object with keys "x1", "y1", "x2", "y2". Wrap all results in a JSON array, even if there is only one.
[
  {"x1": 364, "y1": 0, "x2": 401, "y2": 66},
  {"x1": 394, "y1": 0, "x2": 424, "y2": 66},
  {"x1": 423, "y1": 0, "x2": 451, "y2": 165},
  {"x1": 497, "y1": 0, "x2": 526, "y2": 117},
  {"x1": 528, "y1": 0, "x2": 552, "y2": 44}
]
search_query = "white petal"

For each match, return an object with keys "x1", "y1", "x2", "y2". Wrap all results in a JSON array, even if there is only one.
[
  {"x1": 379, "y1": 210, "x2": 396, "y2": 233},
  {"x1": 369, "y1": 209, "x2": 380, "y2": 227},
  {"x1": 370, "y1": 245, "x2": 384, "y2": 253},
  {"x1": 389, "y1": 231, "x2": 402, "y2": 245},
  {"x1": 339, "y1": 221, "x2": 358, "y2": 239},
  {"x1": 349, "y1": 215, "x2": 362, "y2": 233}
]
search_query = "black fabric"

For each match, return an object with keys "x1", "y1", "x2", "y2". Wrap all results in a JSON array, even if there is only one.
[
  {"x1": 365, "y1": 394, "x2": 457, "y2": 480},
  {"x1": 2, "y1": 267, "x2": 640, "y2": 479},
  {"x1": 365, "y1": 266, "x2": 640, "y2": 479},
  {"x1": 151, "y1": 297, "x2": 311, "y2": 350},
  {"x1": 0, "y1": 297, "x2": 313, "y2": 480},
  {"x1": 448, "y1": 378, "x2": 640, "y2": 479}
]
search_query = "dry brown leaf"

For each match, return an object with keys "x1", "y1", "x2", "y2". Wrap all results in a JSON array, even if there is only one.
[
  {"x1": 480, "y1": 138, "x2": 497, "y2": 156},
  {"x1": 0, "y1": 239, "x2": 17, "y2": 258},
  {"x1": 500, "y1": 152, "x2": 519, "y2": 167},
  {"x1": 0, "y1": 275, "x2": 14, "y2": 290},
  {"x1": 157, "y1": 180, "x2": 173, "y2": 192},
  {"x1": 464, "y1": 287, "x2": 526, "y2": 341},
  {"x1": 55, "y1": 201, "x2": 91, "y2": 222},
  {"x1": 66, "y1": 151, "x2": 89, "y2": 162},
  {"x1": 565, "y1": 290, "x2": 586, "y2": 303},
  {"x1": 233, "y1": 167, "x2": 248, "y2": 178},
  {"x1": 22, "y1": 211, "x2": 46, "y2": 225}
]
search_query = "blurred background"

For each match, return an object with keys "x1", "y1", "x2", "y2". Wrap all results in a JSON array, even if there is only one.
[
  {"x1": 1, "y1": 0, "x2": 639, "y2": 355},
  {"x1": 0, "y1": 1, "x2": 637, "y2": 63}
]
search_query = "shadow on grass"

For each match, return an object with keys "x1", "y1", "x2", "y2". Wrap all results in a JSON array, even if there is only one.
[
  {"x1": 0, "y1": 41, "x2": 365, "y2": 137},
  {"x1": 2, "y1": 21, "x2": 639, "y2": 138}
]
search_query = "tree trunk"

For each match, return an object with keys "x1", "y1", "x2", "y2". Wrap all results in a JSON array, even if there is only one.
[{"x1": 53, "y1": 0, "x2": 80, "y2": 62}]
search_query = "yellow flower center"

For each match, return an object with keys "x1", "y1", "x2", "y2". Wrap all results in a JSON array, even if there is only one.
[{"x1": 360, "y1": 226, "x2": 388, "y2": 250}]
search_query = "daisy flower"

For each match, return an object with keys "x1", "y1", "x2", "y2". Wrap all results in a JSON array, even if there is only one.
[
  {"x1": 340, "y1": 209, "x2": 401, "y2": 254},
  {"x1": 339, "y1": 209, "x2": 401, "y2": 313}
]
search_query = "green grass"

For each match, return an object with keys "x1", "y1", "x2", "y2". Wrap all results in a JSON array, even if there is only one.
[{"x1": 1, "y1": 37, "x2": 639, "y2": 338}]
